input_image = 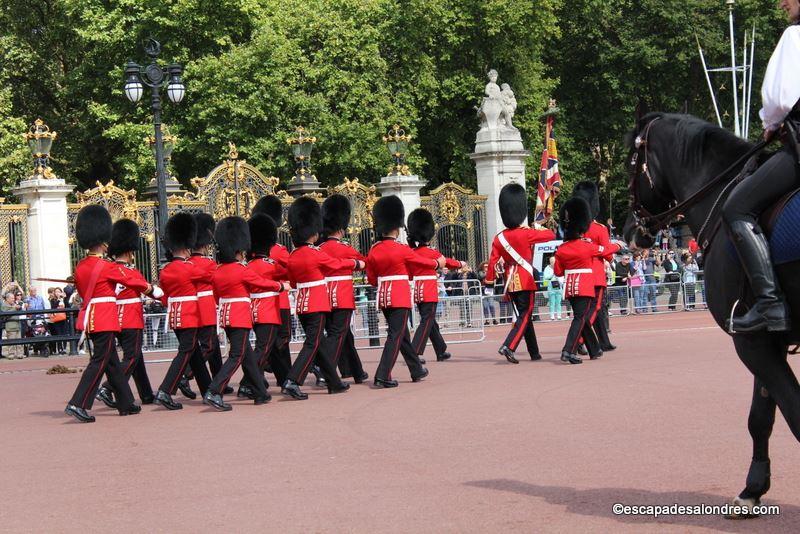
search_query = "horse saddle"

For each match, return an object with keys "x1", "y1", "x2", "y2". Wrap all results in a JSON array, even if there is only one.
[{"x1": 761, "y1": 187, "x2": 800, "y2": 265}]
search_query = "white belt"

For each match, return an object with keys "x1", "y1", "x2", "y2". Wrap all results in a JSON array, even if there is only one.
[
  {"x1": 378, "y1": 275, "x2": 408, "y2": 284},
  {"x1": 88, "y1": 297, "x2": 117, "y2": 305},
  {"x1": 413, "y1": 275, "x2": 438, "y2": 282},
  {"x1": 565, "y1": 269, "x2": 592, "y2": 275},
  {"x1": 219, "y1": 297, "x2": 251, "y2": 305},
  {"x1": 296, "y1": 280, "x2": 327, "y2": 289},
  {"x1": 196, "y1": 290, "x2": 214, "y2": 298},
  {"x1": 325, "y1": 275, "x2": 353, "y2": 282},
  {"x1": 168, "y1": 296, "x2": 198, "y2": 304},
  {"x1": 250, "y1": 292, "x2": 279, "y2": 299},
  {"x1": 116, "y1": 298, "x2": 142, "y2": 306}
]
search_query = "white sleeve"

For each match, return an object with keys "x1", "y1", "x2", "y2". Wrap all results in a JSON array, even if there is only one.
[{"x1": 760, "y1": 26, "x2": 800, "y2": 131}]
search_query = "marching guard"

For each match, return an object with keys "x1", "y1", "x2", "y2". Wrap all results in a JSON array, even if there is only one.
[
  {"x1": 65, "y1": 205, "x2": 160, "y2": 423},
  {"x1": 367, "y1": 195, "x2": 444, "y2": 388},
  {"x1": 407, "y1": 208, "x2": 466, "y2": 362},
  {"x1": 485, "y1": 183, "x2": 555, "y2": 364}
]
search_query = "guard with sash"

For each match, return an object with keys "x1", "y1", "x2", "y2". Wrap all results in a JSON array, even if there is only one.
[
  {"x1": 282, "y1": 196, "x2": 363, "y2": 400},
  {"x1": 554, "y1": 197, "x2": 621, "y2": 363},
  {"x1": 153, "y1": 213, "x2": 215, "y2": 411},
  {"x1": 407, "y1": 208, "x2": 466, "y2": 362},
  {"x1": 367, "y1": 195, "x2": 444, "y2": 388},
  {"x1": 485, "y1": 183, "x2": 555, "y2": 364},
  {"x1": 202, "y1": 216, "x2": 288, "y2": 411},
  {"x1": 96, "y1": 218, "x2": 155, "y2": 409},
  {"x1": 65, "y1": 205, "x2": 160, "y2": 423},
  {"x1": 319, "y1": 194, "x2": 369, "y2": 384}
]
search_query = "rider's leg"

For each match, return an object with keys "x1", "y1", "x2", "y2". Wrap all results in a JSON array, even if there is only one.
[{"x1": 722, "y1": 145, "x2": 798, "y2": 332}]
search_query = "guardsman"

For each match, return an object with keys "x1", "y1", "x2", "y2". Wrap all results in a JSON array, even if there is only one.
[
  {"x1": 153, "y1": 213, "x2": 214, "y2": 411},
  {"x1": 237, "y1": 213, "x2": 289, "y2": 399},
  {"x1": 485, "y1": 183, "x2": 555, "y2": 364},
  {"x1": 407, "y1": 208, "x2": 466, "y2": 362},
  {"x1": 319, "y1": 194, "x2": 369, "y2": 384},
  {"x1": 554, "y1": 197, "x2": 620, "y2": 364},
  {"x1": 65, "y1": 206, "x2": 160, "y2": 423},
  {"x1": 282, "y1": 196, "x2": 364, "y2": 400},
  {"x1": 202, "y1": 216, "x2": 288, "y2": 411},
  {"x1": 96, "y1": 219, "x2": 155, "y2": 408},
  {"x1": 367, "y1": 195, "x2": 444, "y2": 388},
  {"x1": 572, "y1": 181, "x2": 618, "y2": 352}
]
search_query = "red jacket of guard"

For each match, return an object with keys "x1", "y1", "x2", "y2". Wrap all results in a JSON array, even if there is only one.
[
  {"x1": 319, "y1": 236, "x2": 366, "y2": 310},
  {"x1": 554, "y1": 239, "x2": 608, "y2": 298},
  {"x1": 366, "y1": 238, "x2": 439, "y2": 310},
  {"x1": 583, "y1": 221, "x2": 619, "y2": 288},
  {"x1": 188, "y1": 253, "x2": 218, "y2": 327},
  {"x1": 159, "y1": 256, "x2": 212, "y2": 330},
  {"x1": 247, "y1": 255, "x2": 285, "y2": 325},
  {"x1": 409, "y1": 245, "x2": 463, "y2": 303},
  {"x1": 269, "y1": 243, "x2": 291, "y2": 311},
  {"x1": 115, "y1": 262, "x2": 148, "y2": 330},
  {"x1": 288, "y1": 244, "x2": 359, "y2": 315},
  {"x1": 75, "y1": 254, "x2": 150, "y2": 333},
  {"x1": 486, "y1": 227, "x2": 556, "y2": 292},
  {"x1": 213, "y1": 261, "x2": 282, "y2": 329}
]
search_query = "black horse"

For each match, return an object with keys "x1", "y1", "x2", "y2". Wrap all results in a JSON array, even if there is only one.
[{"x1": 624, "y1": 112, "x2": 800, "y2": 517}]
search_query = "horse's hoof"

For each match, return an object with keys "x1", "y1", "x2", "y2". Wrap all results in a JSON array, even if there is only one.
[{"x1": 724, "y1": 496, "x2": 761, "y2": 520}]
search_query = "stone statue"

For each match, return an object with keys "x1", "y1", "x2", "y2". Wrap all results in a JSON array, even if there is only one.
[
  {"x1": 500, "y1": 83, "x2": 517, "y2": 127},
  {"x1": 477, "y1": 69, "x2": 516, "y2": 131}
]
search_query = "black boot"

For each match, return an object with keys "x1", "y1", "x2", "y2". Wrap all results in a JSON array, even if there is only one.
[
  {"x1": 203, "y1": 391, "x2": 232, "y2": 411},
  {"x1": 177, "y1": 377, "x2": 197, "y2": 399},
  {"x1": 374, "y1": 377, "x2": 398, "y2": 388},
  {"x1": 327, "y1": 383, "x2": 350, "y2": 394},
  {"x1": 436, "y1": 351, "x2": 451, "y2": 362},
  {"x1": 498, "y1": 346, "x2": 518, "y2": 364},
  {"x1": 728, "y1": 221, "x2": 790, "y2": 332},
  {"x1": 237, "y1": 385, "x2": 255, "y2": 399},
  {"x1": 411, "y1": 368, "x2": 429, "y2": 382},
  {"x1": 96, "y1": 386, "x2": 117, "y2": 409},
  {"x1": 560, "y1": 350, "x2": 582, "y2": 364},
  {"x1": 65, "y1": 404, "x2": 95, "y2": 423},
  {"x1": 576, "y1": 344, "x2": 588, "y2": 356},
  {"x1": 353, "y1": 371, "x2": 369, "y2": 384},
  {"x1": 281, "y1": 380, "x2": 308, "y2": 400},
  {"x1": 154, "y1": 390, "x2": 183, "y2": 410},
  {"x1": 311, "y1": 366, "x2": 327, "y2": 387}
]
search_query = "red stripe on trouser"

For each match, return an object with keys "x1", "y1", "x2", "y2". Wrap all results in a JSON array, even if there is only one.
[
  {"x1": 219, "y1": 332, "x2": 248, "y2": 392},
  {"x1": 331, "y1": 311, "x2": 351, "y2": 365},
  {"x1": 414, "y1": 307, "x2": 434, "y2": 354},
  {"x1": 298, "y1": 317, "x2": 323, "y2": 379},
  {"x1": 122, "y1": 330, "x2": 142, "y2": 376},
  {"x1": 570, "y1": 303, "x2": 593, "y2": 353},
  {"x1": 80, "y1": 334, "x2": 113, "y2": 408},
  {"x1": 388, "y1": 310, "x2": 408, "y2": 378},
  {"x1": 168, "y1": 330, "x2": 197, "y2": 393},
  {"x1": 589, "y1": 287, "x2": 603, "y2": 325},
  {"x1": 509, "y1": 298, "x2": 534, "y2": 351},
  {"x1": 257, "y1": 327, "x2": 276, "y2": 369}
]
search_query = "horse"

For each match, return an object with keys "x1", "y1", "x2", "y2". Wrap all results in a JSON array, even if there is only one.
[{"x1": 623, "y1": 112, "x2": 800, "y2": 518}]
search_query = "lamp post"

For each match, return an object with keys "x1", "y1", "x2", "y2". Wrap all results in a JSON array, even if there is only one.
[
  {"x1": 144, "y1": 124, "x2": 183, "y2": 199},
  {"x1": 123, "y1": 38, "x2": 185, "y2": 261},
  {"x1": 382, "y1": 124, "x2": 411, "y2": 176},
  {"x1": 23, "y1": 119, "x2": 58, "y2": 180},
  {"x1": 285, "y1": 126, "x2": 322, "y2": 196}
]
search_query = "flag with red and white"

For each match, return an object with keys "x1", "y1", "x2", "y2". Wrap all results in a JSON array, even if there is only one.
[{"x1": 535, "y1": 114, "x2": 561, "y2": 222}]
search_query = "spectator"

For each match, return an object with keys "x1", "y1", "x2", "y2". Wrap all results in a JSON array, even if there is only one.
[
  {"x1": 661, "y1": 250, "x2": 683, "y2": 311},
  {"x1": 659, "y1": 229, "x2": 670, "y2": 251},
  {"x1": 640, "y1": 249, "x2": 661, "y2": 312},
  {"x1": 49, "y1": 287, "x2": 68, "y2": 354},
  {"x1": 612, "y1": 254, "x2": 632, "y2": 314},
  {"x1": 446, "y1": 265, "x2": 477, "y2": 327},
  {"x1": 144, "y1": 298, "x2": 165, "y2": 350},
  {"x1": 493, "y1": 258, "x2": 510, "y2": 323},
  {"x1": 2, "y1": 291, "x2": 24, "y2": 359},
  {"x1": 477, "y1": 262, "x2": 498, "y2": 325},
  {"x1": 631, "y1": 253, "x2": 645, "y2": 313},
  {"x1": 24, "y1": 286, "x2": 45, "y2": 319},
  {"x1": 683, "y1": 253, "x2": 700, "y2": 310},
  {"x1": 542, "y1": 256, "x2": 563, "y2": 320}
]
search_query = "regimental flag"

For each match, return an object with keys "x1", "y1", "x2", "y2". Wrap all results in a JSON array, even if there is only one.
[{"x1": 535, "y1": 114, "x2": 561, "y2": 222}]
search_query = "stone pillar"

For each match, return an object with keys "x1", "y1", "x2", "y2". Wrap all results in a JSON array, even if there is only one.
[
  {"x1": 12, "y1": 177, "x2": 75, "y2": 294},
  {"x1": 376, "y1": 173, "x2": 425, "y2": 242}
]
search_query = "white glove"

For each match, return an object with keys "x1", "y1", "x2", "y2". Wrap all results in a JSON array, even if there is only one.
[{"x1": 150, "y1": 285, "x2": 164, "y2": 299}]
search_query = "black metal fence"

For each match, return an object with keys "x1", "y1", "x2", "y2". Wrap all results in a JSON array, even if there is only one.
[{"x1": 0, "y1": 307, "x2": 80, "y2": 358}]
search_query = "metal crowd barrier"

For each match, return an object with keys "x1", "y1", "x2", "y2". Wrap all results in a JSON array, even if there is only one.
[{"x1": 0, "y1": 307, "x2": 80, "y2": 357}]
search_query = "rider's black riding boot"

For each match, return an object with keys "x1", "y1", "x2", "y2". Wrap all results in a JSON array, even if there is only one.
[{"x1": 729, "y1": 221, "x2": 790, "y2": 332}]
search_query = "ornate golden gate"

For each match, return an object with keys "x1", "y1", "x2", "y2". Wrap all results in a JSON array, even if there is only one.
[
  {"x1": 329, "y1": 178, "x2": 377, "y2": 254},
  {"x1": 0, "y1": 201, "x2": 30, "y2": 287},
  {"x1": 420, "y1": 183, "x2": 488, "y2": 268}
]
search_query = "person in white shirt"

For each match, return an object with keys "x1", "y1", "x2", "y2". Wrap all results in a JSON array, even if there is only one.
[{"x1": 720, "y1": 0, "x2": 800, "y2": 333}]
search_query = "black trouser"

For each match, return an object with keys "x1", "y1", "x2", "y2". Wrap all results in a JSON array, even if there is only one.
[
  {"x1": 208, "y1": 327, "x2": 267, "y2": 398},
  {"x1": 101, "y1": 329, "x2": 153, "y2": 402},
  {"x1": 665, "y1": 279, "x2": 680, "y2": 310},
  {"x1": 590, "y1": 287, "x2": 613, "y2": 348},
  {"x1": 723, "y1": 144, "x2": 799, "y2": 226},
  {"x1": 324, "y1": 309, "x2": 365, "y2": 379},
  {"x1": 611, "y1": 285, "x2": 628, "y2": 312},
  {"x1": 502, "y1": 291, "x2": 539, "y2": 354},
  {"x1": 286, "y1": 312, "x2": 344, "y2": 388},
  {"x1": 193, "y1": 325, "x2": 223, "y2": 376},
  {"x1": 158, "y1": 328, "x2": 211, "y2": 396},
  {"x1": 240, "y1": 323, "x2": 285, "y2": 388},
  {"x1": 412, "y1": 301, "x2": 447, "y2": 357},
  {"x1": 69, "y1": 331, "x2": 134, "y2": 412},
  {"x1": 564, "y1": 296, "x2": 600, "y2": 356},
  {"x1": 268, "y1": 309, "x2": 293, "y2": 379},
  {"x1": 375, "y1": 308, "x2": 425, "y2": 381}
]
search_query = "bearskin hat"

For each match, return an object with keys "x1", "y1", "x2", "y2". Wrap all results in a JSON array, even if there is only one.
[
  {"x1": 288, "y1": 196, "x2": 322, "y2": 246},
  {"x1": 498, "y1": 183, "x2": 528, "y2": 228},
  {"x1": 560, "y1": 197, "x2": 592, "y2": 240},
  {"x1": 322, "y1": 194, "x2": 352, "y2": 236},
  {"x1": 193, "y1": 213, "x2": 216, "y2": 249},
  {"x1": 252, "y1": 195, "x2": 284, "y2": 225},
  {"x1": 572, "y1": 181, "x2": 600, "y2": 220},
  {"x1": 248, "y1": 213, "x2": 278, "y2": 255},
  {"x1": 407, "y1": 208, "x2": 435, "y2": 247},
  {"x1": 373, "y1": 195, "x2": 405, "y2": 236},
  {"x1": 164, "y1": 212, "x2": 197, "y2": 253},
  {"x1": 75, "y1": 204, "x2": 112, "y2": 250},
  {"x1": 107, "y1": 218, "x2": 140, "y2": 257},
  {"x1": 214, "y1": 216, "x2": 251, "y2": 263}
]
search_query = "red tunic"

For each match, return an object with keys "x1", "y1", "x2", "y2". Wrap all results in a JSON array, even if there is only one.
[
  {"x1": 583, "y1": 221, "x2": 619, "y2": 287},
  {"x1": 114, "y1": 262, "x2": 148, "y2": 330},
  {"x1": 269, "y1": 243, "x2": 291, "y2": 311},
  {"x1": 319, "y1": 237, "x2": 366, "y2": 310},
  {"x1": 74, "y1": 255, "x2": 150, "y2": 333},
  {"x1": 486, "y1": 227, "x2": 556, "y2": 292},
  {"x1": 366, "y1": 238, "x2": 439, "y2": 310},
  {"x1": 288, "y1": 244, "x2": 359, "y2": 315},
  {"x1": 247, "y1": 255, "x2": 285, "y2": 325},
  {"x1": 189, "y1": 253, "x2": 218, "y2": 326},
  {"x1": 213, "y1": 262, "x2": 282, "y2": 329},
  {"x1": 409, "y1": 246, "x2": 463, "y2": 303},
  {"x1": 553, "y1": 239, "x2": 607, "y2": 298},
  {"x1": 159, "y1": 257, "x2": 212, "y2": 330}
]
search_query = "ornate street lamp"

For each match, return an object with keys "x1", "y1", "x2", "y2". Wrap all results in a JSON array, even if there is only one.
[
  {"x1": 123, "y1": 37, "x2": 185, "y2": 261},
  {"x1": 382, "y1": 124, "x2": 411, "y2": 176},
  {"x1": 144, "y1": 124, "x2": 183, "y2": 199},
  {"x1": 286, "y1": 126, "x2": 322, "y2": 196},
  {"x1": 23, "y1": 118, "x2": 58, "y2": 180}
]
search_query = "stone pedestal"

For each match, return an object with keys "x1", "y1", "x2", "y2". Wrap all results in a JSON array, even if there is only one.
[
  {"x1": 286, "y1": 175, "x2": 325, "y2": 197},
  {"x1": 143, "y1": 175, "x2": 185, "y2": 199},
  {"x1": 376, "y1": 173, "x2": 425, "y2": 242},
  {"x1": 470, "y1": 127, "x2": 530, "y2": 239},
  {"x1": 12, "y1": 177, "x2": 75, "y2": 294}
]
